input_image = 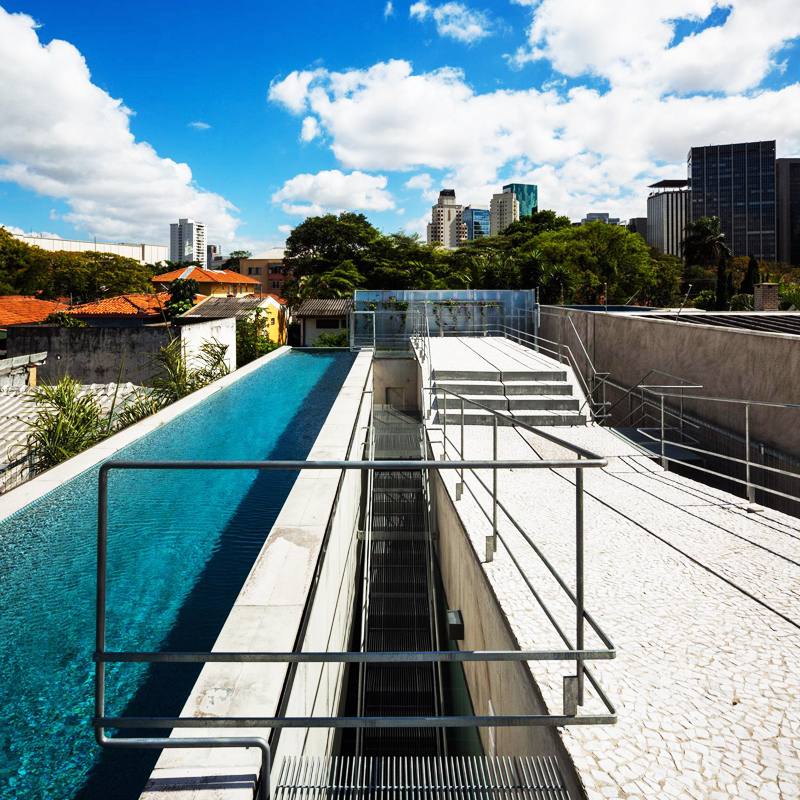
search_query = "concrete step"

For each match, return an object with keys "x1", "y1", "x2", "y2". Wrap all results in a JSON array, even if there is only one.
[
  {"x1": 507, "y1": 395, "x2": 580, "y2": 411},
  {"x1": 504, "y1": 381, "x2": 573, "y2": 396},
  {"x1": 434, "y1": 393, "x2": 508, "y2": 410},
  {"x1": 435, "y1": 379, "x2": 506, "y2": 396},
  {"x1": 434, "y1": 369, "x2": 500, "y2": 381},
  {"x1": 501, "y1": 369, "x2": 567, "y2": 382},
  {"x1": 434, "y1": 409, "x2": 586, "y2": 427}
]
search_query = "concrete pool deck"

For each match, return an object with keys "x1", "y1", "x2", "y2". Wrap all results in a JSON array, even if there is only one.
[
  {"x1": 139, "y1": 349, "x2": 372, "y2": 800},
  {"x1": 427, "y1": 416, "x2": 800, "y2": 800}
]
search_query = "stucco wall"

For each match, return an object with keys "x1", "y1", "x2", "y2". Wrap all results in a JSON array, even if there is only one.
[
  {"x1": 539, "y1": 307, "x2": 800, "y2": 453},
  {"x1": 373, "y1": 356, "x2": 420, "y2": 411},
  {"x1": 7, "y1": 319, "x2": 236, "y2": 385}
]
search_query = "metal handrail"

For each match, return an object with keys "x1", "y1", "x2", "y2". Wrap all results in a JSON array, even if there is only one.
[
  {"x1": 604, "y1": 369, "x2": 703, "y2": 418},
  {"x1": 95, "y1": 456, "x2": 614, "y2": 800}
]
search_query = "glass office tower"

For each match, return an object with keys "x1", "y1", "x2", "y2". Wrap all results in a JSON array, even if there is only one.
[
  {"x1": 502, "y1": 184, "x2": 538, "y2": 217},
  {"x1": 688, "y1": 140, "x2": 776, "y2": 260},
  {"x1": 463, "y1": 206, "x2": 490, "y2": 239}
]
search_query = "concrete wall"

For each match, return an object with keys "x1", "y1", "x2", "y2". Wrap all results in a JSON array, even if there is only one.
[
  {"x1": 301, "y1": 317, "x2": 348, "y2": 346},
  {"x1": 431, "y1": 470, "x2": 585, "y2": 799},
  {"x1": 373, "y1": 356, "x2": 420, "y2": 411},
  {"x1": 7, "y1": 318, "x2": 236, "y2": 385},
  {"x1": 539, "y1": 306, "x2": 800, "y2": 453}
]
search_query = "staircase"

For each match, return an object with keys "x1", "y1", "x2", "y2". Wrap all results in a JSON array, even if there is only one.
[{"x1": 432, "y1": 368, "x2": 585, "y2": 427}]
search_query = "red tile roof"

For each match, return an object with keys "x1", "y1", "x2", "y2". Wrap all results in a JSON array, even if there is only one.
[
  {"x1": 264, "y1": 292, "x2": 287, "y2": 305},
  {"x1": 0, "y1": 296, "x2": 67, "y2": 327},
  {"x1": 152, "y1": 266, "x2": 260, "y2": 286},
  {"x1": 66, "y1": 292, "x2": 171, "y2": 318}
]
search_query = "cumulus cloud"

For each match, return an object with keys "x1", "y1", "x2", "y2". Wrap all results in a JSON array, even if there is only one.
[
  {"x1": 409, "y1": 2, "x2": 493, "y2": 43},
  {"x1": 268, "y1": 69, "x2": 322, "y2": 113},
  {"x1": 0, "y1": 9, "x2": 239, "y2": 243},
  {"x1": 384, "y1": 1, "x2": 394, "y2": 19},
  {"x1": 300, "y1": 116, "x2": 320, "y2": 142},
  {"x1": 509, "y1": 0, "x2": 800, "y2": 93},
  {"x1": 405, "y1": 173, "x2": 434, "y2": 191},
  {"x1": 268, "y1": 55, "x2": 800, "y2": 220},
  {"x1": 188, "y1": 120, "x2": 211, "y2": 130},
  {"x1": 271, "y1": 169, "x2": 396, "y2": 216}
]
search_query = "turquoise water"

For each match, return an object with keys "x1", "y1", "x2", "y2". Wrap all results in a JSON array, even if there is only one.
[{"x1": 0, "y1": 350, "x2": 355, "y2": 799}]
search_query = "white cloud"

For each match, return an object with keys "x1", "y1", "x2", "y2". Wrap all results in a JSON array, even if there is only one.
[
  {"x1": 404, "y1": 173, "x2": 433, "y2": 191},
  {"x1": 510, "y1": 0, "x2": 800, "y2": 93},
  {"x1": 269, "y1": 57, "x2": 800, "y2": 221},
  {"x1": 278, "y1": 224, "x2": 293, "y2": 234},
  {"x1": 384, "y1": 1, "x2": 394, "y2": 19},
  {"x1": 271, "y1": 169, "x2": 396, "y2": 216},
  {"x1": 300, "y1": 116, "x2": 320, "y2": 142},
  {"x1": 2, "y1": 224, "x2": 63, "y2": 238},
  {"x1": 0, "y1": 9, "x2": 239, "y2": 244},
  {"x1": 268, "y1": 69, "x2": 322, "y2": 113},
  {"x1": 188, "y1": 120, "x2": 211, "y2": 130},
  {"x1": 410, "y1": 1, "x2": 493, "y2": 43}
]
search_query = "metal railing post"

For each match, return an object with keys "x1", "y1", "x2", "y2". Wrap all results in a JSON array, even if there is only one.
[
  {"x1": 486, "y1": 414, "x2": 498, "y2": 562},
  {"x1": 575, "y1": 459, "x2": 585, "y2": 706},
  {"x1": 95, "y1": 464, "x2": 109, "y2": 746},
  {"x1": 660, "y1": 395, "x2": 667, "y2": 470},
  {"x1": 442, "y1": 390, "x2": 447, "y2": 459},
  {"x1": 745, "y1": 403, "x2": 755, "y2": 504},
  {"x1": 457, "y1": 398, "x2": 465, "y2": 500}
]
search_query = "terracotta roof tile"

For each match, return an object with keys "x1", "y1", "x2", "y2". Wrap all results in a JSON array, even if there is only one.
[
  {"x1": 0, "y1": 296, "x2": 67, "y2": 327},
  {"x1": 151, "y1": 266, "x2": 260, "y2": 286},
  {"x1": 66, "y1": 292, "x2": 171, "y2": 318}
]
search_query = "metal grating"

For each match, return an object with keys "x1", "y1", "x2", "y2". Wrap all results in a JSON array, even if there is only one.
[{"x1": 274, "y1": 756, "x2": 571, "y2": 799}]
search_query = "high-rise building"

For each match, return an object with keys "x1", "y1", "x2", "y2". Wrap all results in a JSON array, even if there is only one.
[
  {"x1": 502, "y1": 183, "x2": 538, "y2": 217},
  {"x1": 426, "y1": 190, "x2": 467, "y2": 249},
  {"x1": 463, "y1": 206, "x2": 490, "y2": 240},
  {"x1": 627, "y1": 217, "x2": 648, "y2": 239},
  {"x1": 688, "y1": 140, "x2": 776, "y2": 260},
  {"x1": 489, "y1": 190, "x2": 519, "y2": 235},
  {"x1": 170, "y1": 218, "x2": 207, "y2": 266},
  {"x1": 777, "y1": 158, "x2": 800, "y2": 266},
  {"x1": 206, "y1": 243, "x2": 224, "y2": 268},
  {"x1": 646, "y1": 180, "x2": 689, "y2": 258},
  {"x1": 581, "y1": 212, "x2": 621, "y2": 225}
]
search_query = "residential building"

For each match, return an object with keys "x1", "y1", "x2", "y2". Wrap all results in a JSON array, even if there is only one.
[
  {"x1": 646, "y1": 180, "x2": 689, "y2": 258},
  {"x1": 206, "y1": 244, "x2": 225, "y2": 269},
  {"x1": 169, "y1": 218, "x2": 207, "y2": 266},
  {"x1": 0, "y1": 296, "x2": 67, "y2": 330},
  {"x1": 238, "y1": 258, "x2": 290, "y2": 297},
  {"x1": 10, "y1": 233, "x2": 167, "y2": 265},
  {"x1": 151, "y1": 265, "x2": 260, "y2": 297},
  {"x1": 777, "y1": 158, "x2": 800, "y2": 266},
  {"x1": 426, "y1": 189, "x2": 467, "y2": 249},
  {"x1": 581, "y1": 212, "x2": 621, "y2": 225},
  {"x1": 627, "y1": 217, "x2": 648, "y2": 239},
  {"x1": 489, "y1": 190, "x2": 519, "y2": 235},
  {"x1": 688, "y1": 140, "x2": 776, "y2": 261},
  {"x1": 502, "y1": 183, "x2": 538, "y2": 217},
  {"x1": 64, "y1": 292, "x2": 172, "y2": 327},
  {"x1": 462, "y1": 207, "x2": 490, "y2": 240},
  {"x1": 294, "y1": 298, "x2": 352, "y2": 346},
  {"x1": 182, "y1": 294, "x2": 287, "y2": 344}
]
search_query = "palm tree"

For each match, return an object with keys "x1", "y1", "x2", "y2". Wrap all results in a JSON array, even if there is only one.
[{"x1": 681, "y1": 216, "x2": 732, "y2": 310}]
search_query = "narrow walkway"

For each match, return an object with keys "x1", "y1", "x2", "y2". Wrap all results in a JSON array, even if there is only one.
[{"x1": 427, "y1": 420, "x2": 800, "y2": 800}]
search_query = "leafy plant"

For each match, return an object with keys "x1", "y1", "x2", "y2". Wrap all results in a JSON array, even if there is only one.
[
  {"x1": 236, "y1": 309, "x2": 280, "y2": 367},
  {"x1": 44, "y1": 311, "x2": 86, "y2": 327},
  {"x1": 164, "y1": 278, "x2": 199, "y2": 318},
  {"x1": 150, "y1": 336, "x2": 230, "y2": 403},
  {"x1": 21, "y1": 377, "x2": 106, "y2": 471},
  {"x1": 113, "y1": 390, "x2": 164, "y2": 430},
  {"x1": 314, "y1": 330, "x2": 349, "y2": 347}
]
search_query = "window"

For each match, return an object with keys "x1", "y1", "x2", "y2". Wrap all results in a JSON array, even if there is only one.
[{"x1": 316, "y1": 318, "x2": 340, "y2": 329}]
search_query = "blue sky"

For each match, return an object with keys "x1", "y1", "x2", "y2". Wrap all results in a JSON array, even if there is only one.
[{"x1": 0, "y1": 1, "x2": 799, "y2": 254}]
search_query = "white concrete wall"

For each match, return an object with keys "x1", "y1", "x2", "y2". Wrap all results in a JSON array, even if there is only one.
[
  {"x1": 12, "y1": 233, "x2": 168, "y2": 264},
  {"x1": 180, "y1": 318, "x2": 236, "y2": 374}
]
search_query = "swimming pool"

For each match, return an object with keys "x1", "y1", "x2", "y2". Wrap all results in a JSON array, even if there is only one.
[{"x1": 0, "y1": 349, "x2": 355, "y2": 799}]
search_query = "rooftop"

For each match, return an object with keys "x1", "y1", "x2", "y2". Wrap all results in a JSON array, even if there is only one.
[
  {"x1": 181, "y1": 294, "x2": 285, "y2": 320},
  {"x1": 0, "y1": 295, "x2": 67, "y2": 327},
  {"x1": 66, "y1": 292, "x2": 170, "y2": 318},
  {"x1": 294, "y1": 298, "x2": 353, "y2": 317},
  {"x1": 151, "y1": 266, "x2": 260, "y2": 286}
]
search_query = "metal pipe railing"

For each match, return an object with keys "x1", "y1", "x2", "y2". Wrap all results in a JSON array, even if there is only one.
[{"x1": 95, "y1": 455, "x2": 613, "y2": 800}]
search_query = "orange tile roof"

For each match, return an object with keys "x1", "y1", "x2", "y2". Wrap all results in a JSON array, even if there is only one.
[
  {"x1": 152, "y1": 266, "x2": 260, "y2": 286},
  {"x1": 0, "y1": 296, "x2": 67, "y2": 327},
  {"x1": 264, "y1": 292, "x2": 287, "y2": 305},
  {"x1": 66, "y1": 292, "x2": 171, "y2": 318}
]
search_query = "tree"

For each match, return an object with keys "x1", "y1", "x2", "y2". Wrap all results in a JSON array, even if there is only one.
[
  {"x1": 681, "y1": 216, "x2": 732, "y2": 310},
  {"x1": 222, "y1": 250, "x2": 252, "y2": 273},
  {"x1": 164, "y1": 278, "x2": 199, "y2": 318},
  {"x1": 236, "y1": 309, "x2": 279, "y2": 367},
  {"x1": 741, "y1": 254, "x2": 759, "y2": 295}
]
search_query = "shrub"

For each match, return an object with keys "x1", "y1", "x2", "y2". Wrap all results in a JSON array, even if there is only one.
[{"x1": 314, "y1": 330, "x2": 349, "y2": 347}]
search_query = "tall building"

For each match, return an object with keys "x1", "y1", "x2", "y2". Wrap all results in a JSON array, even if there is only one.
[
  {"x1": 502, "y1": 183, "x2": 538, "y2": 217},
  {"x1": 627, "y1": 217, "x2": 648, "y2": 239},
  {"x1": 688, "y1": 140, "x2": 776, "y2": 261},
  {"x1": 646, "y1": 180, "x2": 689, "y2": 258},
  {"x1": 463, "y1": 206, "x2": 490, "y2": 240},
  {"x1": 581, "y1": 212, "x2": 621, "y2": 225},
  {"x1": 206, "y1": 243, "x2": 224, "y2": 268},
  {"x1": 169, "y1": 218, "x2": 207, "y2": 266},
  {"x1": 489, "y1": 190, "x2": 519, "y2": 235},
  {"x1": 777, "y1": 158, "x2": 800, "y2": 266},
  {"x1": 426, "y1": 190, "x2": 467, "y2": 249}
]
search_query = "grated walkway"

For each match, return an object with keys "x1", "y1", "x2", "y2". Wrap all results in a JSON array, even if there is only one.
[{"x1": 427, "y1": 419, "x2": 800, "y2": 800}]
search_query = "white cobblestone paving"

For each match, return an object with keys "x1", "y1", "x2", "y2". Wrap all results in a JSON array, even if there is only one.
[{"x1": 428, "y1": 420, "x2": 800, "y2": 800}]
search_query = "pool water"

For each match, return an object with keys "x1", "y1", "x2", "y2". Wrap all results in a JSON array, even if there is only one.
[{"x1": 0, "y1": 350, "x2": 355, "y2": 799}]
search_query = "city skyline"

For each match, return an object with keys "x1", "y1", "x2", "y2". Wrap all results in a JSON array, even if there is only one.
[{"x1": 0, "y1": 2, "x2": 799, "y2": 255}]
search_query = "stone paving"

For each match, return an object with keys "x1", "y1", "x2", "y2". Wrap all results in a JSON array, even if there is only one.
[{"x1": 427, "y1": 392, "x2": 800, "y2": 799}]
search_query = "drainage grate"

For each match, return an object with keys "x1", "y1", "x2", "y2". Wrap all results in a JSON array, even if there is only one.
[{"x1": 274, "y1": 756, "x2": 572, "y2": 799}]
